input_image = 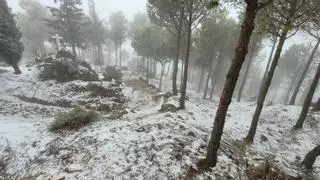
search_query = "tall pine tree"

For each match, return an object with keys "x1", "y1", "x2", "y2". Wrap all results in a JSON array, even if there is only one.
[
  {"x1": 47, "y1": 0, "x2": 89, "y2": 56},
  {"x1": 0, "y1": 0, "x2": 24, "y2": 74}
]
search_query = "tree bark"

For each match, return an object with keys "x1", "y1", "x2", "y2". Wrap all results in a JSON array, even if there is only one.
[
  {"x1": 203, "y1": 58, "x2": 214, "y2": 100},
  {"x1": 204, "y1": 1, "x2": 258, "y2": 168},
  {"x1": 198, "y1": 69, "x2": 205, "y2": 93},
  {"x1": 12, "y1": 63, "x2": 21, "y2": 74},
  {"x1": 302, "y1": 145, "x2": 320, "y2": 170},
  {"x1": 258, "y1": 36, "x2": 277, "y2": 97},
  {"x1": 246, "y1": 27, "x2": 289, "y2": 143},
  {"x1": 293, "y1": 60, "x2": 320, "y2": 129},
  {"x1": 237, "y1": 46, "x2": 255, "y2": 102},
  {"x1": 179, "y1": 14, "x2": 192, "y2": 109},
  {"x1": 172, "y1": 9, "x2": 184, "y2": 96},
  {"x1": 290, "y1": 38, "x2": 320, "y2": 105}
]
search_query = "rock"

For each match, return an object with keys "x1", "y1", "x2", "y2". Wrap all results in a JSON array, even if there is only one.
[
  {"x1": 64, "y1": 164, "x2": 83, "y2": 173},
  {"x1": 136, "y1": 127, "x2": 145, "y2": 132},
  {"x1": 187, "y1": 131, "x2": 196, "y2": 137},
  {"x1": 46, "y1": 176, "x2": 65, "y2": 180},
  {"x1": 260, "y1": 135, "x2": 268, "y2": 142}
]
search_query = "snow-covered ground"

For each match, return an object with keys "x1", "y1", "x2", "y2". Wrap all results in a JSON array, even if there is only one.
[{"x1": 0, "y1": 65, "x2": 319, "y2": 179}]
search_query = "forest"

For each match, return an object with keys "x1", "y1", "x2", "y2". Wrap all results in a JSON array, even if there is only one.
[{"x1": 0, "y1": 0, "x2": 320, "y2": 179}]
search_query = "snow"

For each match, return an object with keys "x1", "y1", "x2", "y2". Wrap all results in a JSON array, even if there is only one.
[{"x1": 0, "y1": 65, "x2": 319, "y2": 179}]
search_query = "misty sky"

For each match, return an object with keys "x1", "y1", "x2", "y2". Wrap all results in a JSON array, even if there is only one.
[
  {"x1": 8, "y1": 0, "x2": 147, "y2": 21},
  {"x1": 7, "y1": 0, "x2": 314, "y2": 61}
]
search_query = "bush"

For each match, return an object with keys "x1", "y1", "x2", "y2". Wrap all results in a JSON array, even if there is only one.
[
  {"x1": 49, "y1": 107, "x2": 98, "y2": 131},
  {"x1": 87, "y1": 83, "x2": 121, "y2": 97},
  {"x1": 103, "y1": 66, "x2": 123, "y2": 83},
  {"x1": 159, "y1": 103, "x2": 178, "y2": 113},
  {"x1": 37, "y1": 50, "x2": 99, "y2": 82}
]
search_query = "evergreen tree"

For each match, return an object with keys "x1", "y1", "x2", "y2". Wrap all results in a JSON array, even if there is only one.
[
  {"x1": 109, "y1": 11, "x2": 128, "y2": 67},
  {"x1": 0, "y1": 0, "x2": 24, "y2": 74},
  {"x1": 46, "y1": 0, "x2": 90, "y2": 56}
]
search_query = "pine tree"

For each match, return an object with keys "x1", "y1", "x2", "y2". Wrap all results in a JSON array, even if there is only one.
[
  {"x1": 0, "y1": 0, "x2": 24, "y2": 74},
  {"x1": 46, "y1": 0, "x2": 90, "y2": 56}
]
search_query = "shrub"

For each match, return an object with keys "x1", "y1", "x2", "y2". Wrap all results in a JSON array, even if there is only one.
[
  {"x1": 159, "y1": 103, "x2": 178, "y2": 113},
  {"x1": 87, "y1": 83, "x2": 121, "y2": 97},
  {"x1": 37, "y1": 51, "x2": 99, "y2": 82},
  {"x1": 103, "y1": 66, "x2": 123, "y2": 83},
  {"x1": 49, "y1": 107, "x2": 98, "y2": 131}
]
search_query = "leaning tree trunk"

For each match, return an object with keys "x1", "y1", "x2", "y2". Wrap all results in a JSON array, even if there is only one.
[
  {"x1": 12, "y1": 63, "x2": 21, "y2": 74},
  {"x1": 293, "y1": 60, "x2": 320, "y2": 129},
  {"x1": 179, "y1": 17, "x2": 192, "y2": 109},
  {"x1": 203, "y1": 1, "x2": 259, "y2": 168},
  {"x1": 198, "y1": 69, "x2": 205, "y2": 93},
  {"x1": 290, "y1": 38, "x2": 320, "y2": 105},
  {"x1": 172, "y1": 9, "x2": 184, "y2": 96},
  {"x1": 302, "y1": 145, "x2": 320, "y2": 170},
  {"x1": 245, "y1": 27, "x2": 289, "y2": 143},
  {"x1": 237, "y1": 47, "x2": 255, "y2": 102},
  {"x1": 258, "y1": 36, "x2": 277, "y2": 97},
  {"x1": 203, "y1": 58, "x2": 214, "y2": 100}
]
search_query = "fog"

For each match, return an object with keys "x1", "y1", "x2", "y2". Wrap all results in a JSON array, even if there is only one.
[{"x1": 1, "y1": 0, "x2": 320, "y2": 179}]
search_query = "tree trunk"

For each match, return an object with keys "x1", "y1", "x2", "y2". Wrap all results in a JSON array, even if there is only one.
[
  {"x1": 245, "y1": 27, "x2": 289, "y2": 143},
  {"x1": 12, "y1": 63, "x2": 21, "y2": 74},
  {"x1": 179, "y1": 17, "x2": 192, "y2": 109},
  {"x1": 293, "y1": 60, "x2": 320, "y2": 129},
  {"x1": 198, "y1": 69, "x2": 205, "y2": 93},
  {"x1": 210, "y1": 54, "x2": 223, "y2": 100},
  {"x1": 146, "y1": 52, "x2": 150, "y2": 85},
  {"x1": 165, "y1": 60, "x2": 172, "y2": 77},
  {"x1": 172, "y1": 8, "x2": 184, "y2": 96},
  {"x1": 237, "y1": 47, "x2": 254, "y2": 102},
  {"x1": 258, "y1": 36, "x2": 277, "y2": 97},
  {"x1": 290, "y1": 38, "x2": 320, "y2": 105},
  {"x1": 180, "y1": 57, "x2": 184, "y2": 92},
  {"x1": 115, "y1": 44, "x2": 118, "y2": 66},
  {"x1": 284, "y1": 79, "x2": 295, "y2": 104},
  {"x1": 119, "y1": 43, "x2": 122, "y2": 68},
  {"x1": 159, "y1": 62, "x2": 166, "y2": 90},
  {"x1": 302, "y1": 145, "x2": 320, "y2": 170},
  {"x1": 71, "y1": 43, "x2": 77, "y2": 57},
  {"x1": 203, "y1": 59, "x2": 214, "y2": 100},
  {"x1": 204, "y1": 1, "x2": 258, "y2": 168},
  {"x1": 81, "y1": 48, "x2": 85, "y2": 61},
  {"x1": 100, "y1": 44, "x2": 104, "y2": 65}
]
